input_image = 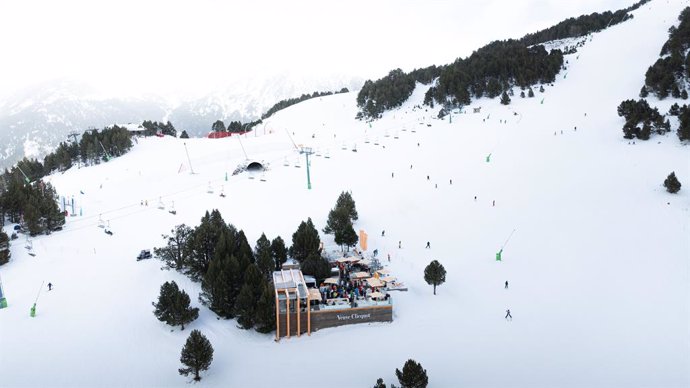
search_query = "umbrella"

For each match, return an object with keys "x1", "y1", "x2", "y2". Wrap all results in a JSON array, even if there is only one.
[
  {"x1": 381, "y1": 276, "x2": 396, "y2": 283},
  {"x1": 323, "y1": 277, "x2": 339, "y2": 284},
  {"x1": 351, "y1": 271, "x2": 371, "y2": 279},
  {"x1": 367, "y1": 278, "x2": 384, "y2": 288},
  {"x1": 369, "y1": 291, "x2": 385, "y2": 299},
  {"x1": 376, "y1": 268, "x2": 391, "y2": 275}
]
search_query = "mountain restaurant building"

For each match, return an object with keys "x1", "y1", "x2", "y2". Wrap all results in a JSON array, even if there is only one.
[{"x1": 272, "y1": 269, "x2": 393, "y2": 341}]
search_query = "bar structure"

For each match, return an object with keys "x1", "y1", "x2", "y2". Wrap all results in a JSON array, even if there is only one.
[{"x1": 273, "y1": 269, "x2": 393, "y2": 341}]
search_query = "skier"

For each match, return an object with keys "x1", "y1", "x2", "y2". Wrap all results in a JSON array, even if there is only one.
[
  {"x1": 492, "y1": 200, "x2": 495, "y2": 207},
  {"x1": 387, "y1": 253, "x2": 391, "y2": 262},
  {"x1": 435, "y1": 184, "x2": 437, "y2": 189},
  {"x1": 48, "y1": 283, "x2": 52, "y2": 291},
  {"x1": 392, "y1": 172, "x2": 394, "y2": 178},
  {"x1": 504, "y1": 281, "x2": 508, "y2": 289},
  {"x1": 450, "y1": 179, "x2": 452, "y2": 185},
  {"x1": 474, "y1": 196, "x2": 477, "y2": 201},
  {"x1": 373, "y1": 249, "x2": 378, "y2": 257},
  {"x1": 505, "y1": 309, "x2": 512, "y2": 320},
  {"x1": 381, "y1": 230, "x2": 385, "y2": 237},
  {"x1": 427, "y1": 175, "x2": 430, "y2": 181},
  {"x1": 398, "y1": 241, "x2": 401, "y2": 249},
  {"x1": 410, "y1": 165, "x2": 413, "y2": 169},
  {"x1": 425, "y1": 241, "x2": 430, "y2": 249}
]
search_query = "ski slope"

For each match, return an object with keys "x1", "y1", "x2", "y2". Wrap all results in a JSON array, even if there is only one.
[{"x1": 1, "y1": 1, "x2": 689, "y2": 387}]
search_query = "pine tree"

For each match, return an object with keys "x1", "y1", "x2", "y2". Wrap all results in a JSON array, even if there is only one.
[
  {"x1": 424, "y1": 260, "x2": 447, "y2": 295},
  {"x1": 271, "y1": 236, "x2": 288, "y2": 270},
  {"x1": 682, "y1": 89, "x2": 688, "y2": 100},
  {"x1": 255, "y1": 233, "x2": 274, "y2": 279},
  {"x1": 153, "y1": 281, "x2": 199, "y2": 330},
  {"x1": 528, "y1": 87, "x2": 535, "y2": 98},
  {"x1": 664, "y1": 172, "x2": 682, "y2": 193},
  {"x1": 640, "y1": 86, "x2": 649, "y2": 98},
  {"x1": 178, "y1": 330, "x2": 214, "y2": 381},
  {"x1": 539, "y1": 85, "x2": 545, "y2": 93},
  {"x1": 235, "y1": 264, "x2": 263, "y2": 329},
  {"x1": 373, "y1": 378, "x2": 387, "y2": 388},
  {"x1": 395, "y1": 359, "x2": 428, "y2": 388},
  {"x1": 520, "y1": 91, "x2": 525, "y2": 98},
  {"x1": 154, "y1": 224, "x2": 192, "y2": 271},
  {"x1": 300, "y1": 253, "x2": 331, "y2": 284},
  {"x1": 324, "y1": 206, "x2": 358, "y2": 251},
  {"x1": 289, "y1": 218, "x2": 321, "y2": 263},
  {"x1": 211, "y1": 120, "x2": 226, "y2": 132},
  {"x1": 254, "y1": 282, "x2": 276, "y2": 333},
  {"x1": 335, "y1": 191, "x2": 358, "y2": 221},
  {"x1": 180, "y1": 130, "x2": 189, "y2": 139},
  {"x1": 0, "y1": 226, "x2": 10, "y2": 266},
  {"x1": 500, "y1": 90, "x2": 511, "y2": 105}
]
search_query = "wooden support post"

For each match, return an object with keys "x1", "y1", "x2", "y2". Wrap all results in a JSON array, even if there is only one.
[
  {"x1": 297, "y1": 293, "x2": 301, "y2": 337},
  {"x1": 285, "y1": 290, "x2": 290, "y2": 339},
  {"x1": 275, "y1": 293, "x2": 280, "y2": 342},
  {"x1": 307, "y1": 293, "x2": 311, "y2": 336}
]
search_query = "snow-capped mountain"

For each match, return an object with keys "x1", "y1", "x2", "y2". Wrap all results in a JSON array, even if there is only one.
[
  {"x1": 167, "y1": 72, "x2": 364, "y2": 137},
  {"x1": 0, "y1": 73, "x2": 363, "y2": 170}
]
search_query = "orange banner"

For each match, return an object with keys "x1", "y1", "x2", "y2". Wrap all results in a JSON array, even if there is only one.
[{"x1": 359, "y1": 229, "x2": 368, "y2": 251}]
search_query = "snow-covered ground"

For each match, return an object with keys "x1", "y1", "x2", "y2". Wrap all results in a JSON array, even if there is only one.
[{"x1": 1, "y1": 1, "x2": 689, "y2": 387}]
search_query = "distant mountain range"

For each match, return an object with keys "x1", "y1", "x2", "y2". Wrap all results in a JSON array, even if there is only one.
[{"x1": 0, "y1": 74, "x2": 363, "y2": 169}]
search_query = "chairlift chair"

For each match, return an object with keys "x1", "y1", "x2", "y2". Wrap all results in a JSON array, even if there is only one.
[{"x1": 207, "y1": 182, "x2": 214, "y2": 194}]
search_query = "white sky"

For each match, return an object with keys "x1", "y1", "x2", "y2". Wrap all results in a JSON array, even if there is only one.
[{"x1": 0, "y1": 0, "x2": 632, "y2": 99}]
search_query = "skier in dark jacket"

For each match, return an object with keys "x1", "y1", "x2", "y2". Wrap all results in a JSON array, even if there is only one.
[
  {"x1": 505, "y1": 309, "x2": 512, "y2": 320},
  {"x1": 48, "y1": 283, "x2": 53, "y2": 291}
]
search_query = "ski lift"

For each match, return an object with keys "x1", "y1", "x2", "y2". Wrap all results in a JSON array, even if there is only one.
[
  {"x1": 341, "y1": 142, "x2": 347, "y2": 150},
  {"x1": 207, "y1": 182, "x2": 214, "y2": 194},
  {"x1": 168, "y1": 201, "x2": 176, "y2": 215},
  {"x1": 98, "y1": 214, "x2": 105, "y2": 228},
  {"x1": 294, "y1": 157, "x2": 302, "y2": 168},
  {"x1": 283, "y1": 157, "x2": 289, "y2": 167},
  {"x1": 324, "y1": 150, "x2": 331, "y2": 159},
  {"x1": 157, "y1": 197, "x2": 165, "y2": 210},
  {"x1": 352, "y1": 144, "x2": 358, "y2": 152},
  {"x1": 394, "y1": 131, "x2": 399, "y2": 139},
  {"x1": 219, "y1": 186, "x2": 226, "y2": 197},
  {"x1": 374, "y1": 138, "x2": 379, "y2": 145},
  {"x1": 260, "y1": 172, "x2": 267, "y2": 182}
]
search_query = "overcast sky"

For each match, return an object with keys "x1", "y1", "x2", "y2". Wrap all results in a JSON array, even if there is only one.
[{"x1": 0, "y1": 0, "x2": 632, "y2": 99}]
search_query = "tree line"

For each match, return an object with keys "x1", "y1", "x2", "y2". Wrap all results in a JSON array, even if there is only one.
[
  {"x1": 261, "y1": 88, "x2": 350, "y2": 120},
  {"x1": 41, "y1": 125, "x2": 133, "y2": 174},
  {"x1": 355, "y1": 1, "x2": 650, "y2": 119},
  {"x1": 643, "y1": 7, "x2": 690, "y2": 99},
  {"x1": 519, "y1": 0, "x2": 650, "y2": 47}
]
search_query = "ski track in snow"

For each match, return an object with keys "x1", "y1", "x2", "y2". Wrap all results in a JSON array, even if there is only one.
[{"x1": 1, "y1": 1, "x2": 689, "y2": 387}]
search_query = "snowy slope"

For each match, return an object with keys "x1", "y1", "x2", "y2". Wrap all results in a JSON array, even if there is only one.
[{"x1": 1, "y1": 1, "x2": 689, "y2": 387}]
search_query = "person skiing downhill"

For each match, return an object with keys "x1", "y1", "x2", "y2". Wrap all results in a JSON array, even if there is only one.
[
  {"x1": 48, "y1": 283, "x2": 53, "y2": 291},
  {"x1": 505, "y1": 309, "x2": 512, "y2": 320},
  {"x1": 425, "y1": 242, "x2": 430, "y2": 249},
  {"x1": 505, "y1": 281, "x2": 508, "y2": 289},
  {"x1": 382, "y1": 230, "x2": 385, "y2": 237},
  {"x1": 398, "y1": 241, "x2": 401, "y2": 249}
]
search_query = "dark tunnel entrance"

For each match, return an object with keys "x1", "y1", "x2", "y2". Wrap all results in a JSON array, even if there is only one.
[{"x1": 246, "y1": 161, "x2": 264, "y2": 171}]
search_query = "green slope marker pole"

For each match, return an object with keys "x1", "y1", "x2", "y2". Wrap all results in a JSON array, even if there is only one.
[
  {"x1": 30, "y1": 281, "x2": 44, "y2": 317},
  {"x1": 486, "y1": 153, "x2": 491, "y2": 163},
  {"x1": 540, "y1": 98, "x2": 544, "y2": 105},
  {"x1": 496, "y1": 229, "x2": 517, "y2": 262}
]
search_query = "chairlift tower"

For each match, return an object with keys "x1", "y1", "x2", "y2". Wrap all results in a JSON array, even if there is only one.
[{"x1": 300, "y1": 147, "x2": 314, "y2": 190}]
